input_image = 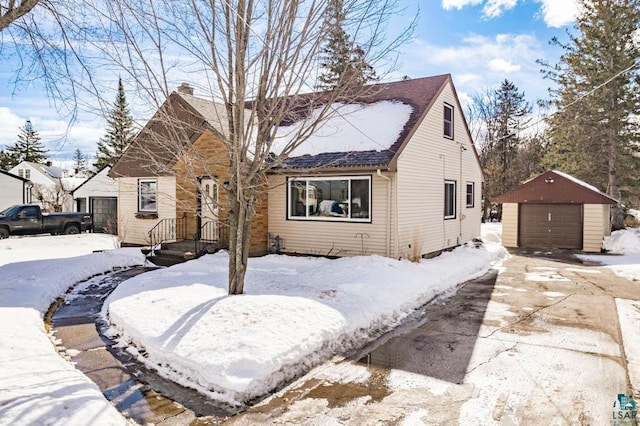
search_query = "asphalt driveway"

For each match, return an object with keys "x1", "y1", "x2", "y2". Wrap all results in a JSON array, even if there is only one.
[{"x1": 230, "y1": 249, "x2": 640, "y2": 425}]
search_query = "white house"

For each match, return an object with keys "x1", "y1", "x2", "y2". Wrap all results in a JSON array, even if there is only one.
[
  {"x1": 72, "y1": 166, "x2": 119, "y2": 233},
  {"x1": 9, "y1": 161, "x2": 85, "y2": 212},
  {"x1": 0, "y1": 170, "x2": 32, "y2": 211}
]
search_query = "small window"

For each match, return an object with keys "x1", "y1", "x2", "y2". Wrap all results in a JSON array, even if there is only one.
[
  {"x1": 18, "y1": 169, "x2": 24, "y2": 178},
  {"x1": 444, "y1": 104, "x2": 454, "y2": 139},
  {"x1": 466, "y1": 182, "x2": 475, "y2": 208},
  {"x1": 25, "y1": 169, "x2": 30, "y2": 179},
  {"x1": 138, "y1": 179, "x2": 157, "y2": 212},
  {"x1": 444, "y1": 180, "x2": 456, "y2": 219}
]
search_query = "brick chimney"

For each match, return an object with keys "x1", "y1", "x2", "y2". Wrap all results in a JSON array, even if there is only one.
[{"x1": 177, "y1": 82, "x2": 194, "y2": 95}]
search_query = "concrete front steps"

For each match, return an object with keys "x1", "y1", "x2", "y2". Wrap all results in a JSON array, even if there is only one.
[{"x1": 145, "y1": 240, "x2": 225, "y2": 267}]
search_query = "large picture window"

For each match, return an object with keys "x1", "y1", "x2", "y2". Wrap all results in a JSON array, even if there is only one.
[
  {"x1": 444, "y1": 180, "x2": 456, "y2": 219},
  {"x1": 138, "y1": 179, "x2": 157, "y2": 212},
  {"x1": 288, "y1": 176, "x2": 371, "y2": 222}
]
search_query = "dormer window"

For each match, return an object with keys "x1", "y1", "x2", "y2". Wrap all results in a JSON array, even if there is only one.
[{"x1": 444, "y1": 103, "x2": 454, "y2": 139}]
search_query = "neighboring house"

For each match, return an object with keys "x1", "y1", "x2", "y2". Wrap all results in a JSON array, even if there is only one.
[
  {"x1": 494, "y1": 170, "x2": 618, "y2": 252},
  {"x1": 72, "y1": 166, "x2": 119, "y2": 233},
  {"x1": 0, "y1": 170, "x2": 33, "y2": 211},
  {"x1": 110, "y1": 75, "x2": 484, "y2": 258},
  {"x1": 9, "y1": 161, "x2": 85, "y2": 212}
]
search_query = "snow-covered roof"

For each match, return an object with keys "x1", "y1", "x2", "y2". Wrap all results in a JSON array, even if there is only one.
[
  {"x1": 111, "y1": 74, "x2": 454, "y2": 176},
  {"x1": 273, "y1": 101, "x2": 413, "y2": 156}
]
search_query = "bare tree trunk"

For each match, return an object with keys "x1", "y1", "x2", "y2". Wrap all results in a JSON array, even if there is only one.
[{"x1": 228, "y1": 188, "x2": 254, "y2": 295}]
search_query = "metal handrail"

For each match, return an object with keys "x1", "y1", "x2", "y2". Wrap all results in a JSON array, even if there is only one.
[
  {"x1": 148, "y1": 213, "x2": 187, "y2": 254},
  {"x1": 195, "y1": 220, "x2": 229, "y2": 255}
]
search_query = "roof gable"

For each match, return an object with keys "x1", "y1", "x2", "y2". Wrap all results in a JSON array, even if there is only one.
[
  {"x1": 276, "y1": 75, "x2": 451, "y2": 169},
  {"x1": 0, "y1": 169, "x2": 29, "y2": 183},
  {"x1": 494, "y1": 170, "x2": 618, "y2": 205}
]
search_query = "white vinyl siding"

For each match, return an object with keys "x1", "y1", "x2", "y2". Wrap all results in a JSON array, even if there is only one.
[
  {"x1": 268, "y1": 173, "x2": 394, "y2": 257},
  {"x1": 395, "y1": 81, "x2": 483, "y2": 257},
  {"x1": 0, "y1": 173, "x2": 28, "y2": 211},
  {"x1": 501, "y1": 203, "x2": 518, "y2": 247},
  {"x1": 583, "y1": 204, "x2": 610, "y2": 252},
  {"x1": 117, "y1": 177, "x2": 177, "y2": 245}
]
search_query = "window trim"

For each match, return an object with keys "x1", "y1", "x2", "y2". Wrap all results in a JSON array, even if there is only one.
[
  {"x1": 466, "y1": 182, "x2": 475, "y2": 208},
  {"x1": 138, "y1": 178, "x2": 158, "y2": 212},
  {"x1": 444, "y1": 180, "x2": 457, "y2": 220},
  {"x1": 444, "y1": 103, "x2": 454, "y2": 139},
  {"x1": 287, "y1": 175, "x2": 372, "y2": 223}
]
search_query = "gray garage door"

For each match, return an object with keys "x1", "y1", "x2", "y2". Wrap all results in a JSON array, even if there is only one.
[
  {"x1": 519, "y1": 203, "x2": 583, "y2": 249},
  {"x1": 91, "y1": 197, "x2": 117, "y2": 233}
]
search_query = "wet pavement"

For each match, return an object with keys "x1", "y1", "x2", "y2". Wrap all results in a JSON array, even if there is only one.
[
  {"x1": 230, "y1": 249, "x2": 640, "y2": 425},
  {"x1": 48, "y1": 267, "x2": 236, "y2": 425}
]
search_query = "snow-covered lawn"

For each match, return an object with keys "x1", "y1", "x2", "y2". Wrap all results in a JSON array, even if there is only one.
[
  {"x1": 0, "y1": 234, "x2": 144, "y2": 426},
  {"x1": 104, "y1": 236, "x2": 507, "y2": 406}
]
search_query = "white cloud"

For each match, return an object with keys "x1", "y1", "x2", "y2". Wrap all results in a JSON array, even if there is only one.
[
  {"x1": 483, "y1": 0, "x2": 518, "y2": 19},
  {"x1": 488, "y1": 58, "x2": 521, "y2": 73},
  {"x1": 398, "y1": 32, "x2": 547, "y2": 102},
  {"x1": 536, "y1": 0, "x2": 580, "y2": 28},
  {"x1": 0, "y1": 107, "x2": 24, "y2": 148},
  {"x1": 441, "y1": 0, "x2": 483, "y2": 10}
]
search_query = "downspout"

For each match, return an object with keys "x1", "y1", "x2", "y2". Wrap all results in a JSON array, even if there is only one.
[
  {"x1": 458, "y1": 143, "x2": 467, "y2": 245},
  {"x1": 377, "y1": 169, "x2": 392, "y2": 257}
]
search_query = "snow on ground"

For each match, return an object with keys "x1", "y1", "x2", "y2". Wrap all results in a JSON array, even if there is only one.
[
  {"x1": 578, "y1": 228, "x2": 640, "y2": 281},
  {"x1": 0, "y1": 234, "x2": 144, "y2": 426},
  {"x1": 105, "y1": 232, "x2": 507, "y2": 406}
]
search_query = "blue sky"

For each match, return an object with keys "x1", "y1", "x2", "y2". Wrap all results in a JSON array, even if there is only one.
[{"x1": 0, "y1": 0, "x2": 581, "y2": 168}]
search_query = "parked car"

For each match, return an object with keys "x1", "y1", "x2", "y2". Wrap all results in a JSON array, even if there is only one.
[{"x1": 0, "y1": 204, "x2": 93, "y2": 239}]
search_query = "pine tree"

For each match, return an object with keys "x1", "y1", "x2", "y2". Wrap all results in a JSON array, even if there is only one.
[
  {"x1": 316, "y1": 0, "x2": 378, "y2": 90},
  {"x1": 6, "y1": 120, "x2": 48, "y2": 165},
  {"x1": 540, "y1": 0, "x2": 640, "y2": 229},
  {"x1": 94, "y1": 78, "x2": 136, "y2": 170},
  {"x1": 72, "y1": 148, "x2": 88, "y2": 175},
  {"x1": 0, "y1": 149, "x2": 17, "y2": 171},
  {"x1": 475, "y1": 80, "x2": 532, "y2": 220}
]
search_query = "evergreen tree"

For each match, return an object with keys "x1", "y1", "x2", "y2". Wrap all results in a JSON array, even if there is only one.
[
  {"x1": 72, "y1": 148, "x2": 88, "y2": 175},
  {"x1": 474, "y1": 80, "x2": 532, "y2": 220},
  {"x1": 540, "y1": 0, "x2": 640, "y2": 229},
  {"x1": 316, "y1": 0, "x2": 378, "y2": 90},
  {"x1": 0, "y1": 149, "x2": 17, "y2": 171},
  {"x1": 6, "y1": 120, "x2": 48, "y2": 165},
  {"x1": 94, "y1": 78, "x2": 136, "y2": 170}
]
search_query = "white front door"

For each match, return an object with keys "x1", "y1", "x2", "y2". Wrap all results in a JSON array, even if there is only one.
[{"x1": 200, "y1": 178, "x2": 219, "y2": 240}]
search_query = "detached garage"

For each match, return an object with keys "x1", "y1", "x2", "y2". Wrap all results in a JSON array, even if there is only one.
[{"x1": 494, "y1": 170, "x2": 618, "y2": 252}]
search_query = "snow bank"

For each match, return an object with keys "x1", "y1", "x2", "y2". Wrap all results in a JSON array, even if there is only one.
[
  {"x1": 604, "y1": 228, "x2": 640, "y2": 254},
  {"x1": 0, "y1": 234, "x2": 144, "y2": 426},
  {"x1": 105, "y1": 239, "x2": 505, "y2": 406}
]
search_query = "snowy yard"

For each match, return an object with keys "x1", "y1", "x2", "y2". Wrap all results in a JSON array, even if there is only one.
[{"x1": 1, "y1": 224, "x2": 639, "y2": 424}]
